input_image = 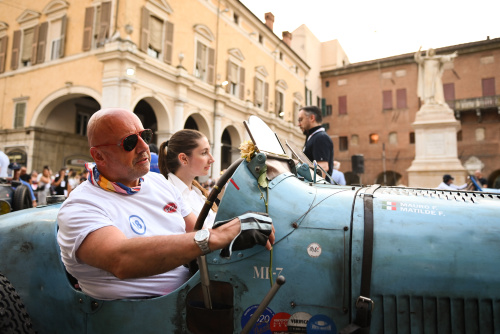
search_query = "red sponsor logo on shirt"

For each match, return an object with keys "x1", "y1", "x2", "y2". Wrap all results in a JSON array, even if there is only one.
[{"x1": 163, "y1": 202, "x2": 178, "y2": 213}]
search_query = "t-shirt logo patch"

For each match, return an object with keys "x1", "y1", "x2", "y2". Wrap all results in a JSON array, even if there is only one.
[
  {"x1": 164, "y1": 202, "x2": 178, "y2": 213},
  {"x1": 129, "y1": 215, "x2": 146, "y2": 235}
]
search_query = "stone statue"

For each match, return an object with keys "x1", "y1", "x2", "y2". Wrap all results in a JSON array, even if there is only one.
[{"x1": 415, "y1": 47, "x2": 457, "y2": 106}]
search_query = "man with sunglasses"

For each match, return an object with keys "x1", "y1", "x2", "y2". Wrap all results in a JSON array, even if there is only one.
[{"x1": 57, "y1": 108, "x2": 275, "y2": 300}]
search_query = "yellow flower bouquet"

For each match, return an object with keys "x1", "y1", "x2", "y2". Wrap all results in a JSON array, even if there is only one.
[{"x1": 239, "y1": 140, "x2": 256, "y2": 162}]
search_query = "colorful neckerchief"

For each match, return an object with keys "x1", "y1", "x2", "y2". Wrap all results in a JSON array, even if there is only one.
[{"x1": 86, "y1": 163, "x2": 143, "y2": 195}]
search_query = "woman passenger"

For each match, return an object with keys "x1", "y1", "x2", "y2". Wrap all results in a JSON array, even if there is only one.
[{"x1": 158, "y1": 129, "x2": 217, "y2": 228}]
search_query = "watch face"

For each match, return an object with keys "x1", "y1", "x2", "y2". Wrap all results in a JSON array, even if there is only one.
[{"x1": 195, "y1": 229, "x2": 209, "y2": 241}]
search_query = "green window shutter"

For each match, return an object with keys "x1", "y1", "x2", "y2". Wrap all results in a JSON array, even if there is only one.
[{"x1": 14, "y1": 103, "x2": 26, "y2": 128}]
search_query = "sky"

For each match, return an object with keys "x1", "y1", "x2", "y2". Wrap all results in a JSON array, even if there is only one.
[{"x1": 240, "y1": 0, "x2": 500, "y2": 63}]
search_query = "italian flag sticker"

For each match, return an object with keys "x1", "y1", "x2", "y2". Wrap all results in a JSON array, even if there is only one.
[{"x1": 382, "y1": 201, "x2": 397, "y2": 211}]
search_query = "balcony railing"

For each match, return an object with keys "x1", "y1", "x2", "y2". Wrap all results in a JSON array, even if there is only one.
[{"x1": 448, "y1": 95, "x2": 500, "y2": 111}]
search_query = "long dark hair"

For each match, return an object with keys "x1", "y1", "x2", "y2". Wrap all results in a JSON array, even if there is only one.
[{"x1": 159, "y1": 129, "x2": 217, "y2": 212}]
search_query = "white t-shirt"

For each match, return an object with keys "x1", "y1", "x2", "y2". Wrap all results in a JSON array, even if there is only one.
[
  {"x1": 57, "y1": 172, "x2": 192, "y2": 300},
  {"x1": 0, "y1": 151, "x2": 9, "y2": 178},
  {"x1": 167, "y1": 173, "x2": 216, "y2": 229},
  {"x1": 436, "y1": 182, "x2": 467, "y2": 190}
]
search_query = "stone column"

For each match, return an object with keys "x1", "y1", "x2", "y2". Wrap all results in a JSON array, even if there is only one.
[
  {"x1": 174, "y1": 66, "x2": 194, "y2": 131},
  {"x1": 212, "y1": 104, "x2": 223, "y2": 178},
  {"x1": 97, "y1": 42, "x2": 141, "y2": 110},
  {"x1": 173, "y1": 100, "x2": 185, "y2": 132},
  {"x1": 101, "y1": 77, "x2": 135, "y2": 110}
]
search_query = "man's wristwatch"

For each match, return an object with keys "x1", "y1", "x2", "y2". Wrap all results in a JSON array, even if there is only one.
[{"x1": 194, "y1": 229, "x2": 211, "y2": 254}]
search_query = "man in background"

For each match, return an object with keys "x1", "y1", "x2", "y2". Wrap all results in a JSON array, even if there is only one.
[
  {"x1": 436, "y1": 174, "x2": 467, "y2": 190},
  {"x1": 297, "y1": 106, "x2": 334, "y2": 178}
]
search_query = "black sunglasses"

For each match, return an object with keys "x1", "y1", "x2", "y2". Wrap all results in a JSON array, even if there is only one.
[{"x1": 92, "y1": 129, "x2": 153, "y2": 152}]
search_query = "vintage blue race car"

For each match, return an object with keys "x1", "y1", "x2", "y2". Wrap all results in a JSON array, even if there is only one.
[{"x1": 1, "y1": 116, "x2": 499, "y2": 333}]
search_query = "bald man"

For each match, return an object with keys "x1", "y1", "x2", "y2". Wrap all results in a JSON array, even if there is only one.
[{"x1": 57, "y1": 108, "x2": 274, "y2": 300}]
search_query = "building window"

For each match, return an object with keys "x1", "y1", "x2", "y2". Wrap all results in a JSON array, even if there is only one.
[
  {"x1": 339, "y1": 96, "x2": 347, "y2": 115},
  {"x1": 275, "y1": 90, "x2": 284, "y2": 118},
  {"x1": 351, "y1": 134, "x2": 359, "y2": 146},
  {"x1": 47, "y1": 16, "x2": 67, "y2": 61},
  {"x1": 233, "y1": 13, "x2": 239, "y2": 24},
  {"x1": 139, "y1": 7, "x2": 174, "y2": 64},
  {"x1": 226, "y1": 61, "x2": 245, "y2": 100},
  {"x1": 325, "y1": 81, "x2": 330, "y2": 87},
  {"x1": 482, "y1": 78, "x2": 496, "y2": 97},
  {"x1": 258, "y1": 34, "x2": 263, "y2": 44},
  {"x1": 14, "y1": 102, "x2": 26, "y2": 129},
  {"x1": 389, "y1": 132, "x2": 398, "y2": 145},
  {"x1": 254, "y1": 77, "x2": 267, "y2": 109},
  {"x1": 195, "y1": 41, "x2": 215, "y2": 84},
  {"x1": 369, "y1": 133, "x2": 379, "y2": 144},
  {"x1": 409, "y1": 132, "x2": 415, "y2": 144},
  {"x1": 20, "y1": 28, "x2": 35, "y2": 67},
  {"x1": 444, "y1": 82, "x2": 455, "y2": 109},
  {"x1": 339, "y1": 136, "x2": 348, "y2": 151},
  {"x1": 396, "y1": 89, "x2": 407, "y2": 109},
  {"x1": 228, "y1": 62, "x2": 239, "y2": 95},
  {"x1": 76, "y1": 112, "x2": 90, "y2": 136},
  {"x1": 82, "y1": 2, "x2": 112, "y2": 51},
  {"x1": 148, "y1": 16, "x2": 163, "y2": 58},
  {"x1": 382, "y1": 90, "x2": 393, "y2": 110},
  {"x1": 279, "y1": 52, "x2": 283, "y2": 61},
  {"x1": 443, "y1": 83, "x2": 455, "y2": 101},
  {"x1": 326, "y1": 105, "x2": 332, "y2": 116},
  {"x1": 11, "y1": 9, "x2": 64, "y2": 69},
  {"x1": 475, "y1": 128, "x2": 485, "y2": 141}
]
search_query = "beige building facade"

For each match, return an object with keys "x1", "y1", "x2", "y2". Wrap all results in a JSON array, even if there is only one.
[
  {"x1": 291, "y1": 24, "x2": 349, "y2": 120},
  {"x1": 0, "y1": 0, "x2": 309, "y2": 176}
]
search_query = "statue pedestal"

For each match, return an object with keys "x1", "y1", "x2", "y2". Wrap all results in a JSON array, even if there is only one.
[{"x1": 407, "y1": 103, "x2": 467, "y2": 188}]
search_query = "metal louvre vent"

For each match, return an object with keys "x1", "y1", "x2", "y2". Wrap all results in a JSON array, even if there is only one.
[
  {"x1": 379, "y1": 187, "x2": 500, "y2": 203},
  {"x1": 370, "y1": 295, "x2": 500, "y2": 333}
]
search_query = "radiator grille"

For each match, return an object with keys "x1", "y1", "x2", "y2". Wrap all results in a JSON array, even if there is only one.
[{"x1": 370, "y1": 295, "x2": 500, "y2": 333}]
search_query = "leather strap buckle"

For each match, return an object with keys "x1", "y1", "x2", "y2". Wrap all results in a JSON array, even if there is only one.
[{"x1": 356, "y1": 296, "x2": 374, "y2": 311}]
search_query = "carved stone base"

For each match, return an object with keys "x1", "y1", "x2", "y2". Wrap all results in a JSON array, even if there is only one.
[{"x1": 407, "y1": 103, "x2": 467, "y2": 188}]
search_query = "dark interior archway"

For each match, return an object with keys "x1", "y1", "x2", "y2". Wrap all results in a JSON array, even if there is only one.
[
  {"x1": 134, "y1": 100, "x2": 158, "y2": 144},
  {"x1": 184, "y1": 116, "x2": 199, "y2": 130},
  {"x1": 221, "y1": 129, "x2": 231, "y2": 171}
]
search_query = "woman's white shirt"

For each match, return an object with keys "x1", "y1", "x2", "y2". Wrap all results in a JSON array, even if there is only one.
[{"x1": 167, "y1": 173, "x2": 216, "y2": 228}]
